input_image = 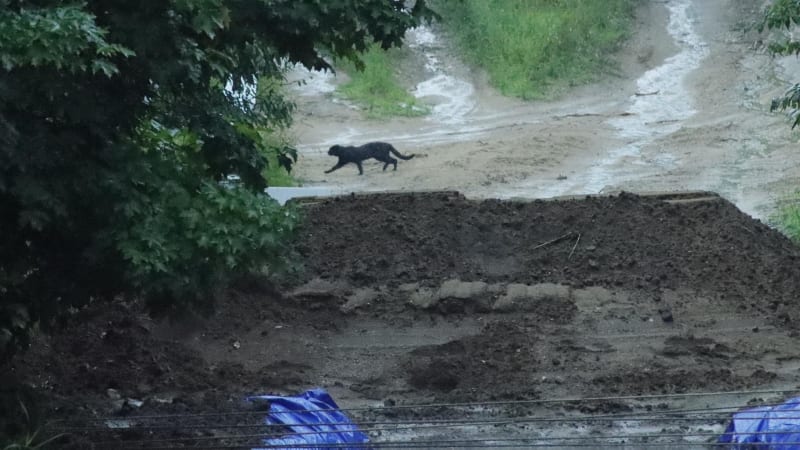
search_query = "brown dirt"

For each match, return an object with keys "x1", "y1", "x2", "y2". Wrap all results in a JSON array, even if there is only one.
[
  {"x1": 7, "y1": 192, "x2": 800, "y2": 447},
  {"x1": 295, "y1": 192, "x2": 800, "y2": 304},
  {"x1": 4, "y1": 1, "x2": 800, "y2": 447}
]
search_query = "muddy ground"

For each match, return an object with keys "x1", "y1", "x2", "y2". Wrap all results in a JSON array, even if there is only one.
[
  {"x1": 8, "y1": 192, "x2": 800, "y2": 448},
  {"x1": 7, "y1": 0, "x2": 800, "y2": 448},
  {"x1": 290, "y1": 0, "x2": 800, "y2": 221}
]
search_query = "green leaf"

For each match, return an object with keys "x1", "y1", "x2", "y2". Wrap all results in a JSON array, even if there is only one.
[{"x1": 91, "y1": 59, "x2": 119, "y2": 77}]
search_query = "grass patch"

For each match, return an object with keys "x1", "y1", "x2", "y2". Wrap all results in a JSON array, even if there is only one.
[
  {"x1": 432, "y1": 0, "x2": 637, "y2": 99},
  {"x1": 337, "y1": 45, "x2": 429, "y2": 118},
  {"x1": 776, "y1": 194, "x2": 800, "y2": 242},
  {"x1": 264, "y1": 153, "x2": 296, "y2": 187}
]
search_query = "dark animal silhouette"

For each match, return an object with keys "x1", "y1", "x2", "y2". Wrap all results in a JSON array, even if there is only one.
[{"x1": 324, "y1": 142, "x2": 415, "y2": 175}]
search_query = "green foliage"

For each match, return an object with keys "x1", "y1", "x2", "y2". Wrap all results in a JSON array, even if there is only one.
[
  {"x1": 117, "y1": 180, "x2": 299, "y2": 312},
  {"x1": 1, "y1": 399, "x2": 63, "y2": 449},
  {"x1": 264, "y1": 158, "x2": 297, "y2": 187},
  {"x1": 771, "y1": 84, "x2": 800, "y2": 128},
  {"x1": 0, "y1": 0, "x2": 434, "y2": 360},
  {"x1": 432, "y1": 0, "x2": 635, "y2": 99},
  {"x1": 776, "y1": 193, "x2": 800, "y2": 242},
  {"x1": 762, "y1": 0, "x2": 800, "y2": 128},
  {"x1": 0, "y1": 5, "x2": 134, "y2": 75},
  {"x1": 338, "y1": 45, "x2": 429, "y2": 118}
]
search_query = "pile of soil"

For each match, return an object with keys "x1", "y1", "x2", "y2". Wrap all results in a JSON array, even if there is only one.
[
  {"x1": 296, "y1": 191, "x2": 800, "y2": 314},
  {"x1": 5, "y1": 191, "x2": 800, "y2": 448}
]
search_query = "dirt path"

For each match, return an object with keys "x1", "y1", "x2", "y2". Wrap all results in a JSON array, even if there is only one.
[{"x1": 290, "y1": 0, "x2": 799, "y2": 220}]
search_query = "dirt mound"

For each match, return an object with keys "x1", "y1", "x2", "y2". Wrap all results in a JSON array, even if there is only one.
[
  {"x1": 296, "y1": 191, "x2": 800, "y2": 316},
  {"x1": 7, "y1": 191, "x2": 800, "y2": 447}
]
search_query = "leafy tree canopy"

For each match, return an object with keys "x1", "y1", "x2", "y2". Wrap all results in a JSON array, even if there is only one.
[
  {"x1": 0, "y1": 0, "x2": 434, "y2": 359},
  {"x1": 762, "y1": 0, "x2": 800, "y2": 127}
]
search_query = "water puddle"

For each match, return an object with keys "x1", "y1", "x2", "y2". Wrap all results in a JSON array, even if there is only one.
[
  {"x1": 291, "y1": 25, "x2": 504, "y2": 154},
  {"x1": 407, "y1": 26, "x2": 476, "y2": 124},
  {"x1": 286, "y1": 64, "x2": 337, "y2": 97},
  {"x1": 265, "y1": 186, "x2": 340, "y2": 205},
  {"x1": 547, "y1": 0, "x2": 709, "y2": 196},
  {"x1": 288, "y1": 0, "x2": 713, "y2": 206}
]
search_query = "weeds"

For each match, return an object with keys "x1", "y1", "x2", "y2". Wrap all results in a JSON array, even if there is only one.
[
  {"x1": 432, "y1": 0, "x2": 636, "y2": 99},
  {"x1": 337, "y1": 45, "x2": 429, "y2": 118},
  {"x1": 264, "y1": 152, "x2": 296, "y2": 187},
  {"x1": 776, "y1": 194, "x2": 800, "y2": 242},
  {"x1": 3, "y1": 431, "x2": 62, "y2": 450},
  {"x1": 2, "y1": 401, "x2": 63, "y2": 450}
]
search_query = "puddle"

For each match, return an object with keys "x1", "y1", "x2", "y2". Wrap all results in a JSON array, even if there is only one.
[
  {"x1": 534, "y1": 0, "x2": 709, "y2": 198},
  {"x1": 290, "y1": 0, "x2": 726, "y2": 208},
  {"x1": 407, "y1": 26, "x2": 476, "y2": 124},
  {"x1": 286, "y1": 64, "x2": 337, "y2": 97},
  {"x1": 266, "y1": 186, "x2": 340, "y2": 205},
  {"x1": 293, "y1": 25, "x2": 504, "y2": 155}
]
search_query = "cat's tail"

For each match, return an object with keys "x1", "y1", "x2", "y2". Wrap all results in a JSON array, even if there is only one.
[{"x1": 390, "y1": 148, "x2": 415, "y2": 160}]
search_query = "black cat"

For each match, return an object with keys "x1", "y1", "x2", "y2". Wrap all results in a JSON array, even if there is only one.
[{"x1": 324, "y1": 142, "x2": 415, "y2": 175}]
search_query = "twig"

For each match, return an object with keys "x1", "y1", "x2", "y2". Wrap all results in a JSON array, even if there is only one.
[
  {"x1": 553, "y1": 113, "x2": 602, "y2": 119},
  {"x1": 635, "y1": 90, "x2": 660, "y2": 96},
  {"x1": 736, "y1": 224, "x2": 755, "y2": 236},
  {"x1": 568, "y1": 233, "x2": 582, "y2": 260},
  {"x1": 532, "y1": 232, "x2": 576, "y2": 250}
]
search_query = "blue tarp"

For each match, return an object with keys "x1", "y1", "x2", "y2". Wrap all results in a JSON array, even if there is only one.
[
  {"x1": 718, "y1": 396, "x2": 800, "y2": 449},
  {"x1": 250, "y1": 388, "x2": 370, "y2": 450}
]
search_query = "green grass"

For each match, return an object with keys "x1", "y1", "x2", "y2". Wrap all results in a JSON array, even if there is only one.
[
  {"x1": 2, "y1": 400, "x2": 63, "y2": 450},
  {"x1": 776, "y1": 194, "x2": 800, "y2": 242},
  {"x1": 264, "y1": 153, "x2": 296, "y2": 187},
  {"x1": 433, "y1": 0, "x2": 637, "y2": 99},
  {"x1": 337, "y1": 45, "x2": 429, "y2": 118}
]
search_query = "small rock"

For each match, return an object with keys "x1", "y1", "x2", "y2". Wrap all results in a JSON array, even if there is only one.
[
  {"x1": 107, "y1": 388, "x2": 121, "y2": 400},
  {"x1": 232, "y1": 340, "x2": 241, "y2": 349},
  {"x1": 109, "y1": 399, "x2": 126, "y2": 413},
  {"x1": 105, "y1": 420, "x2": 132, "y2": 429},
  {"x1": 152, "y1": 393, "x2": 176, "y2": 404}
]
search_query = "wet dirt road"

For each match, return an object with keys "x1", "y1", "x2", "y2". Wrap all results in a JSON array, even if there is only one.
[{"x1": 289, "y1": 0, "x2": 800, "y2": 221}]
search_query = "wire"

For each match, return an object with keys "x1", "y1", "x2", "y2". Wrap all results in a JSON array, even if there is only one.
[
  {"x1": 107, "y1": 436, "x2": 800, "y2": 449},
  {"x1": 48, "y1": 388, "x2": 797, "y2": 424},
  {"x1": 51, "y1": 399, "x2": 800, "y2": 435},
  {"x1": 50, "y1": 411, "x2": 773, "y2": 433},
  {"x1": 121, "y1": 444, "x2": 800, "y2": 450},
  {"x1": 96, "y1": 425, "x2": 799, "y2": 447}
]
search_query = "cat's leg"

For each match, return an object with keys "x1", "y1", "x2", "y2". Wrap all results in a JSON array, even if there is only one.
[
  {"x1": 382, "y1": 156, "x2": 397, "y2": 171},
  {"x1": 324, "y1": 161, "x2": 345, "y2": 173}
]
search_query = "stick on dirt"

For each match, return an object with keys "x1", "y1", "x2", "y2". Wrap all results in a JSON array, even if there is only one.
[
  {"x1": 532, "y1": 232, "x2": 576, "y2": 250},
  {"x1": 568, "y1": 233, "x2": 581, "y2": 260}
]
